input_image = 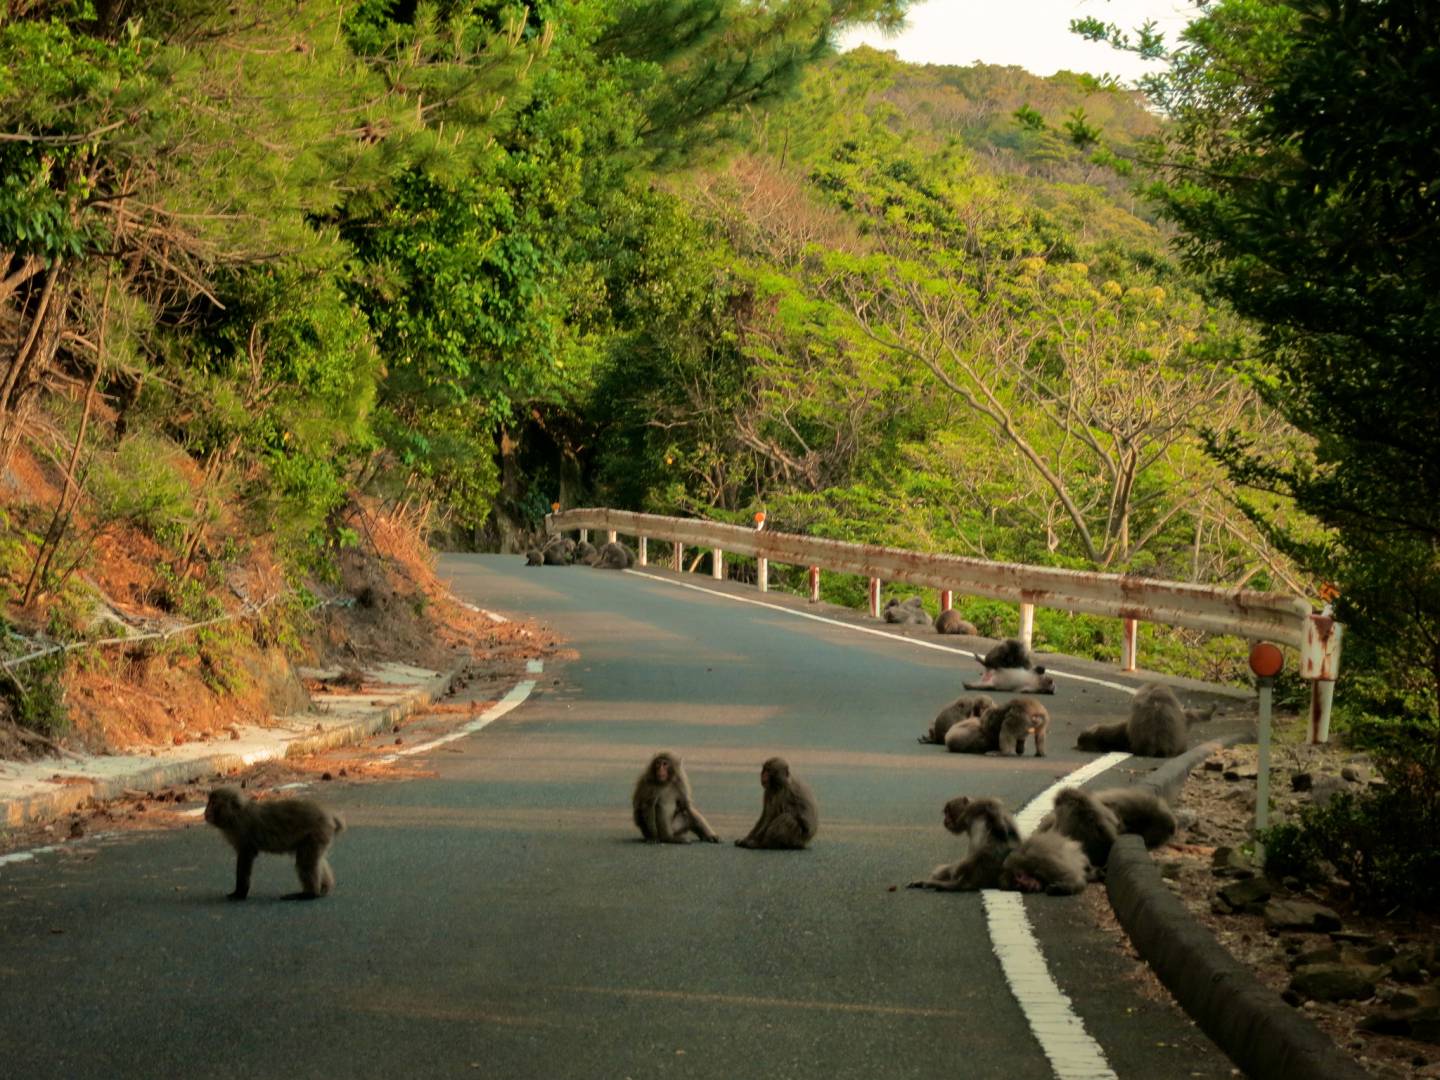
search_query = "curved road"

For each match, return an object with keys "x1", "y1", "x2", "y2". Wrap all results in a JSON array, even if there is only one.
[{"x1": 0, "y1": 555, "x2": 1236, "y2": 1079}]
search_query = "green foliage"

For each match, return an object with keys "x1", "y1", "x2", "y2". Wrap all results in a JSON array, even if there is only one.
[
  {"x1": 0, "y1": 651, "x2": 68, "y2": 739},
  {"x1": 1099, "y1": 0, "x2": 1440, "y2": 712},
  {"x1": 87, "y1": 434, "x2": 195, "y2": 551}
]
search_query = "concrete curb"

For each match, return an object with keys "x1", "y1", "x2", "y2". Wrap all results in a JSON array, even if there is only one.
[
  {"x1": 1, "y1": 666, "x2": 460, "y2": 829},
  {"x1": 1106, "y1": 738, "x2": 1371, "y2": 1080}
]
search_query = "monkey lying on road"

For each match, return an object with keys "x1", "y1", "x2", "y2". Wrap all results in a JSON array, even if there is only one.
[
  {"x1": 205, "y1": 786, "x2": 345, "y2": 900},
  {"x1": 963, "y1": 638, "x2": 1055, "y2": 694},
  {"x1": 918, "y1": 694, "x2": 993, "y2": 744}
]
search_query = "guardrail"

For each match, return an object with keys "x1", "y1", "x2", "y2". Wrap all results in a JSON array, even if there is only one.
[{"x1": 546, "y1": 507, "x2": 1344, "y2": 740}]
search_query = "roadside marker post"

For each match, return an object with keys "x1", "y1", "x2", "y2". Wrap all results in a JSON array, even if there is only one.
[{"x1": 1250, "y1": 641, "x2": 1284, "y2": 864}]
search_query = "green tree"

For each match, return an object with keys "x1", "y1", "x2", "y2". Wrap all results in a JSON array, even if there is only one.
[{"x1": 1095, "y1": 0, "x2": 1440, "y2": 711}]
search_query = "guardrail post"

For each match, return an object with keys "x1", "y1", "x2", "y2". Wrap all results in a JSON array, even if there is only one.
[
  {"x1": 607, "y1": 529, "x2": 617, "y2": 544},
  {"x1": 638, "y1": 537, "x2": 647, "y2": 567},
  {"x1": 757, "y1": 557, "x2": 768, "y2": 593},
  {"x1": 1120, "y1": 618, "x2": 1139, "y2": 672},
  {"x1": 672, "y1": 543, "x2": 683, "y2": 573},
  {"x1": 712, "y1": 550, "x2": 724, "y2": 580},
  {"x1": 1018, "y1": 603, "x2": 1034, "y2": 649},
  {"x1": 868, "y1": 578, "x2": 881, "y2": 618},
  {"x1": 579, "y1": 528, "x2": 588, "y2": 543},
  {"x1": 808, "y1": 566, "x2": 820, "y2": 603},
  {"x1": 940, "y1": 589, "x2": 953, "y2": 612},
  {"x1": 1300, "y1": 609, "x2": 1343, "y2": 744}
]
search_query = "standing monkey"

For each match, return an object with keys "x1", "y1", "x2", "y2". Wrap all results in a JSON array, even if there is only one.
[
  {"x1": 204, "y1": 786, "x2": 345, "y2": 900},
  {"x1": 735, "y1": 757, "x2": 819, "y2": 850},
  {"x1": 632, "y1": 752, "x2": 719, "y2": 844}
]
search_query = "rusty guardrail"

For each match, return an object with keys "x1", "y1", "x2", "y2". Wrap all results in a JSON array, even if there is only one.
[{"x1": 545, "y1": 507, "x2": 1343, "y2": 739}]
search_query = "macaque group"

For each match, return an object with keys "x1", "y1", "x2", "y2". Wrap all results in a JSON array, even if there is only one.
[
  {"x1": 907, "y1": 795, "x2": 1086, "y2": 895},
  {"x1": 882, "y1": 596, "x2": 930, "y2": 626},
  {"x1": 631, "y1": 752, "x2": 719, "y2": 844},
  {"x1": 963, "y1": 638, "x2": 1055, "y2": 694},
  {"x1": 1075, "y1": 683, "x2": 1218, "y2": 758},
  {"x1": 204, "y1": 786, "x2": 345, "y2": 900},
  {"x1": 941, "y1": 698, "x2": 1051, "y2": 757},
  {"x1": 523, "y1": 536, "x2": 632, "y2": 569}
]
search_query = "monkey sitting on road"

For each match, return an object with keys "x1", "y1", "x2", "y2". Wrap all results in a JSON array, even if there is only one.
[
  {"x1": 632, "y1": 752, "x2": 719, "y2": 844},
  {"x1": 592, "y1": 541, "x2": 636, "y2": 570},
  {"x1": 204, "y1": 786, "x2": 345, "y2": 901},
  {"x1": 573, "y1": 540, "x2": 598, "y2": 565},
  {"x1": 735, "y1": 757, "x2": 818, "y2": 850},
  {"x1": 538, "y1": 537, "x2": 575, "y2": 565},
  {"x1": 919, "y1": 694, "x2": 993, "y2": 744},
  {"x1": 944, "y1": 698, "x2": 1050, "y2": 757},
  {"x1": 962, "y1": 638, "x2": 1055, "y2": 694},
  {"x1": 1095, "y1": 787, "x2": 1177, "y2": 848},
  {"x1": 1075, "y1": 683, "x2": 1213, "y2": 757},
  {"x1": 524, "y1": 548, "x2": 545, "y2": 566},
  {"x1": 933, "y1": 609, "x2": 977, "y2": 635},
  {"x1": 882, "y1": 596, "x2": 929, "y2": 626},
  {"x1": 907, "y1": 796, "x2": 1020, "y2": 891},
  {"x1": 906, "y1": 795, "x2": 1087, "y2": 895}
]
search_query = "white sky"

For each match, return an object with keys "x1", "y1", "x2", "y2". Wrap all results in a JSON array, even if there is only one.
[{"x1": 840, "y1": 0, "x2": 1199, "y2": 81}]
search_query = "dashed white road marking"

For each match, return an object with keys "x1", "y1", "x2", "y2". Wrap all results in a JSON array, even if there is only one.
[
  {"x1": 624, "y1": 570, "x2": 1139, "y2": 694},
  {"x1": 526, "y1": 660, "x2": 544, "y2": 674}
]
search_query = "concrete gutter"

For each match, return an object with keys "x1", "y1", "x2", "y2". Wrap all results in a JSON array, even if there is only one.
[
  {"x1": 1106, "y1": 737, "x2": 1371, "y2": 1080},
  {"x1": 0, "y1": 661, "x2": 458, "y2": 829}
]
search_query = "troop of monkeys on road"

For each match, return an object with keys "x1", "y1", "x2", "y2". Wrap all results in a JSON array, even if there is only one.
[{"x1": 202, "y1": 636, "x2": 1209, "y2": 901}]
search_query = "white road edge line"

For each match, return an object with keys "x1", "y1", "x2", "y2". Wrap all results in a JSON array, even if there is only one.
[
  {"x1": 378, "y1": 667, "x2": 541, "y2": 762},
  {"x1": 4, "y1": 667, "x2": 546, "y2": 867},
  {"x1": 624, "y1": 569, "x2": 1139, "y2": 694},
  {"x1": 980, "y1": 751, "x2": 1133, "y2": 1080}
]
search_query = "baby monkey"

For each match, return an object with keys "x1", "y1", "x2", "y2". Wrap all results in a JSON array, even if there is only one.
[{"x1": 204, "y1": 785, "x2": 345, "y2": 900}]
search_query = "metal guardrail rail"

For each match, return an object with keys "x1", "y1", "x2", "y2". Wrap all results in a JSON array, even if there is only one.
[{"x1": 548, "y1": 508, "x2": 1313, "y2": 646}]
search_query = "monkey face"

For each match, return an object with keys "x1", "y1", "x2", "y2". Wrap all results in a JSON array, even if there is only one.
[{"x1": 653, "y1": 758, "x2": 672, "y2": 783}]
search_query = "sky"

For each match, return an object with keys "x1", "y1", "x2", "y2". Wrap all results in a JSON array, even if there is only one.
[{"x1": 839, "y1": 0, "x2": 1199, "y2": 82}]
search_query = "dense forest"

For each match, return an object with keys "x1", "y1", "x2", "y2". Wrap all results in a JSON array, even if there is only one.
[{"x1": 2, "y1": 1, "x2": 1437, "y2": 897}]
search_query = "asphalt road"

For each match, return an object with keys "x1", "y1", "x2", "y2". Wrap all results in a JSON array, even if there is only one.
[{"x1": 0, "y1": 555, "x2": 1239, "y2": 1079}]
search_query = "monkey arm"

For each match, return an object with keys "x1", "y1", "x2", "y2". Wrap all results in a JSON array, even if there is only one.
[{"x1": 683, "y1": 805, "x2": 720, "y2": 842}]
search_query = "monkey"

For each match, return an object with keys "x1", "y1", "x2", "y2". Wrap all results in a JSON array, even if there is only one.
[
  {"x1": 1094, "y1": 787, "x2": 1177, "y2": 848},
  {"x1": 934, "y1": 609, "x2": 978, "y2": 635},
  {"x1": 524, "y1": 548, "x2": 545, "y2": 566},
  {"x1": 735, "y1": 757, "x2": 818, "y2": 850},
  {"x1": 998, "y1": 831, "x2": 1089, "y2": 895},
  {"x1": 944, "y1": 716, "x2": 988, "y2": 753},
  {"x1": 592, "y1": 541, "x2": 636, "y2": 570},
  {"x1": 1041, "y1": 787, "x2": 1120, "y2": 872},
  {"x1": 631, "y1": 752, "x2": 719, "y2": 844},
  {"x1": 943, "y1": 699, "x2": 1050, "y2": 756},
  {"x1": 204, "y1": 785, "x2": 344, "y2": 900},
  {"x1": 573, "y1": 539, "x2": 598, "y2": 565},
  {"x1": 541, "y1": 537, "x2": 576, "y2": 565},
  {"x1": 974, "y1": 638, "x2": 1032, "y2": 671},
  {"x1": 963, "y1": 639, "x2": 1055, "y2": 694},
  {"x1": 1075, "y1": 683, "x2": 1198, "y2": 757},
  {"x1": 984, "y1": 698, "x2": 1050, "y2": 756},
  {"x1": 882, "y1": 596, "x2": 929, "y2": 625},
  {"x1": 907, "y1": 796, "x2": 1021, "y2": 891},
  {"x1": 919, "y1": 694, "x2": 993, "y2": 744}
]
